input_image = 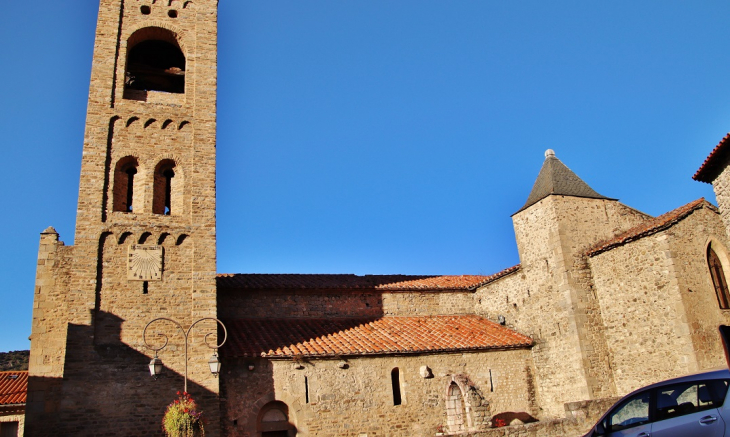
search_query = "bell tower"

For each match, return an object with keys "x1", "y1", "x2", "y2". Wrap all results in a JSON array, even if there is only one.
[{"x1": 27, "y1": 0, "x2": 220, "y2": 435}]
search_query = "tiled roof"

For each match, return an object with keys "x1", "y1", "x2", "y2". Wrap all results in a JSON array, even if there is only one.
[
  {"x1": 516, "y1": 150, "x2": 613, "y2": 214},
  {"x1": 694, "y1": 133, "x2": 730, "y2": 183},
  {"x1": 586, "y1": 198, "x2": 714, "y2": 257},
  {"x1": 0, "y1": 371, "x2": 27, "y2": 405},
  {"x1": 217, "y1": 266, "x2": 520, "y2": 292},
  {"x1": 222, "y1": 315, "x2": 533, "y2": 358}
]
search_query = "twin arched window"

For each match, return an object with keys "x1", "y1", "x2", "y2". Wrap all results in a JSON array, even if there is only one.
[{"x1": 113, "y1": 157, "x2": 180, "y2": 215}]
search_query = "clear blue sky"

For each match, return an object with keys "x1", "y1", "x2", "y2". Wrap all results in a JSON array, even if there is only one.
[{"x1": 0, "y1": 1, "x2": 727, "y2": 352}]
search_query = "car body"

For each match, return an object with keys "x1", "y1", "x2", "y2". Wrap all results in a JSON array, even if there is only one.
[{"x1": 582, "y1": 368, "x2": 730, "y2": 437}]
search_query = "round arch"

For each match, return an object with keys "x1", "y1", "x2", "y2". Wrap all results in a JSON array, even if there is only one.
[
  {"x1": 252, "y1": 400, "x2": 297, "y2": 437},
  {"x1": 112, "y1": 156, "x2": 139, "y2": 213},
  {"x1": 125, "y1": 26, "x2": 186, "y2": 94}
]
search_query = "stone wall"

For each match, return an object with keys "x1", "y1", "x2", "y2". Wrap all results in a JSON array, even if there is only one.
[
  {"x1": 670, "y1": 206, "x2": 730, "y2": 371},
  {"x1": 221, "y1": 350, "x2": 536, "y2": 437},
  {"x1": 587, "y1": 204, "x2": 730, "y2": 395},
  {"x1": 462, "y1": 397, "x2": 620, "y2": 437},
  {"x1": 218, "y1": 288, "x2": 474, "y2": 319},
  {"x1": 590, "y1": 233, "x2": 695, "y2": 395}
]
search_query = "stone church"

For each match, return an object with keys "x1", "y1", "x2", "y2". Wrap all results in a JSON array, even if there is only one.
[{"x1": 23, "y1": 0, "x2": 730, "y2": 436}]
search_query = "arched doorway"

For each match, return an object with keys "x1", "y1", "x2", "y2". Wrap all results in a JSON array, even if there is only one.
[
  {"x1": 257, "y1": 401, "x2": 293, "y2": 437},
  {"x1": 446, "y1": 381, "x2": 467, "y2": 433}
]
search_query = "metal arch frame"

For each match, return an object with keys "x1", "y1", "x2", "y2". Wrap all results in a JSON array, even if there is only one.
[{"x1": 143, "y1": 317, "x2": 228, "y2": 392}]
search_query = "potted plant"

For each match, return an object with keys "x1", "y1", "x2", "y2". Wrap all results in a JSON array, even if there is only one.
[{"x1": 162, "y1": 391, "x2": 205, "y2": 437}]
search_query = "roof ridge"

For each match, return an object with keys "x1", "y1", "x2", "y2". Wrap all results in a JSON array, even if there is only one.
[{"x1": 217, "y1": 272, "x2": 519, "y2": 291}]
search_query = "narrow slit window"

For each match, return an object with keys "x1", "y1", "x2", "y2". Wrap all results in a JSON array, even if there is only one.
[
  {"x1": 163, "y1": 168, "x2": 174, "y2": 215},
  {"x1": 391, "y1": 368, "x2": 402, "y2": 406},
  {"x1": 125, "y1": 167, "x2": 137, "y2": 212},
  {"x1": 304, "y1": 376, "x2": 309, "y2": 404}
]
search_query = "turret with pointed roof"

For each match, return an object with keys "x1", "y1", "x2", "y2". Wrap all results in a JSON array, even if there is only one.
[
  {"x1": 516, "y1": 149, "x2": 613, "y2": 214},
  {"x1": 507, "y1": 150, "x2": 652, "y2": 413}
]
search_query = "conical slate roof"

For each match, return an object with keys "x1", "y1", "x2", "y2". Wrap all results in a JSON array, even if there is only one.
[{"x1": 516, "y1": 150, "x2": 612, "y2": 213}]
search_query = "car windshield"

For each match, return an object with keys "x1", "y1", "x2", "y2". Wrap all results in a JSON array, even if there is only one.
[{"x1": 608, "y1": 391, "x2": 650, "y2": 432}]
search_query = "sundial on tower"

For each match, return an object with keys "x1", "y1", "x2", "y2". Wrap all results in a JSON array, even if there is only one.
[{"x1": 127, "y1": 245, "x2": 163, "y2": 281}]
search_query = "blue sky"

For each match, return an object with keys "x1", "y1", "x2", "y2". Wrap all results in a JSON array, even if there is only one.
[{"x1": 0, "y1": 1, "x2": 728, "y2": 352}]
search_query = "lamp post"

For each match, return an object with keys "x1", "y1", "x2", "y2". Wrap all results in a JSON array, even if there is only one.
[{"x1": 143, "y1": 317, "x2": 228, "y2": 393}]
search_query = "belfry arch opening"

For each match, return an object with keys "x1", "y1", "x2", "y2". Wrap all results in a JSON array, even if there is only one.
[
  {"x1": 125, "y1": 27, "x2": 185, "y2": 95},
  {"x1": 112, "y1": 156, "x2": 139, "y2": 212}
]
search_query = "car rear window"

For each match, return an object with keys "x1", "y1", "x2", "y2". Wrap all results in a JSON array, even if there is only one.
[{"x1": 655, "y1": 379, "x2": 729, "y2": 421}]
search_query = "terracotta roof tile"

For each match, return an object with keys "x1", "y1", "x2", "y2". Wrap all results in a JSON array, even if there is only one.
[
  {"x1": 0, "y1": 371, "x2": 27, "y2": 405},
  {"x1": 217, "y1": 266, "x2": 520, "y2": 292},
  {"x1": 586, "y1": 198, "x2": 714, "y2": 257},
  {"x1": 221, "y1": 315, "x2": 533, "y2": 358},
  {"x1": 694, "y1": 133, "x2": 730, "y2": 183}
]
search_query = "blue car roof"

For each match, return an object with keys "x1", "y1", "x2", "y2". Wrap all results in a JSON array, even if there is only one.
[{"x1": 619, "y1": 368, "x2": 730, "y2": 400}]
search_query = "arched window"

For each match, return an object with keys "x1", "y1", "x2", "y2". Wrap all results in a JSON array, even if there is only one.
[
  {"x1": 113, "y1": 157, "x2": 139, "y2": 212},
  {"x1": 257, "y1": 401, "x2": 291, "y2": 437},
  {"x1": 446, "y1": 382, "x2": 467, "y2": 433},
  {"x1": 391, "y1": 367, "x2": 402, "y2": 405},
  {"x1": 125, "y1": 28, "x2": 185, "y2": 95},
  {"x1": 708, "y1": 245, "x2": 730, "y2": 309},
  {"x1": 153, "y1": 159, "x2": 178, "y2": 215}
]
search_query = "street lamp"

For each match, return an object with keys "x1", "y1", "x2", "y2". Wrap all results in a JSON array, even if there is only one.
[
  {"x1": 149, "y1": 354, "x2": 163, "y2": 378},
  {"x1": 143, "y1": 317, "x2": 228, "y2": 392},
  {"x1": 208, "y1": 352, "x2": 221, "y2": 376}
]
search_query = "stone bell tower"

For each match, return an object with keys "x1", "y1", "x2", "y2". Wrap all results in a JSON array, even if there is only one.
[{"x1": 26, "y1": 0, "x2": 220, "y2": 435}]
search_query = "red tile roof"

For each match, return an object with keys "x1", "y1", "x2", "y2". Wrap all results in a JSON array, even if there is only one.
[
  {"x1": 221, "y1": 315, "x2": 533, "y2": 358},
  {"x1": 0, "y1": 371, "x2": 27, "y2": 405},
  {"x1": 586, "y1": 198, "x2": 714, "y2": 257},
  {"x1": 694, "y1": 133, "x2": 730, "y2": 183},
  {"x1": 217, "y1": 266, "x2": 520, "y2": 292}
]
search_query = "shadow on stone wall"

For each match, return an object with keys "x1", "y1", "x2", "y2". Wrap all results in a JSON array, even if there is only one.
[
  {"x1": 219, "y1": 356, "x2": 287, "y2": 437},
  {"x1": 26, "y1": 311, "x2": 219, "y2": 437},
  {"x1": 490, "y1": 411, "x2": 538, "y2": 427}
]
